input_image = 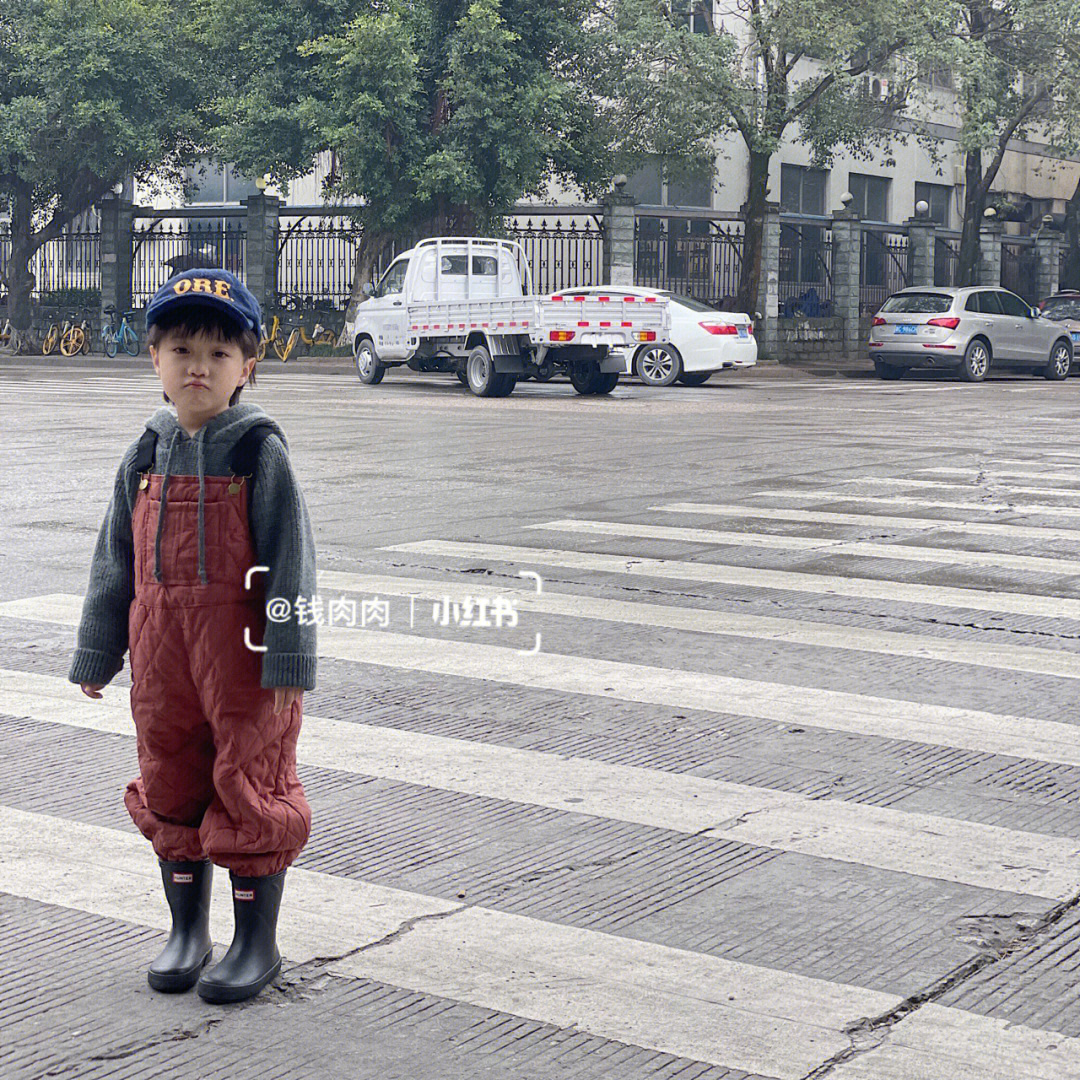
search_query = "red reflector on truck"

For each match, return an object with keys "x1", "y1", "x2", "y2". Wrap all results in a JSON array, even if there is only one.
[{"x1": 634, "y1": 331, "x2": 657, "y2": 342}]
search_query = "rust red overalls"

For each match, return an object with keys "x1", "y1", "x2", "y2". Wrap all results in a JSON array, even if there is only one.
[{"x1": 124, "y1": 465, "x2": 311, "y2": 876}]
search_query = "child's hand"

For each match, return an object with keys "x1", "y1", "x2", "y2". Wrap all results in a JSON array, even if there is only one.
[
  {"x1": 80, "y1": 683, "x2": 105, "y2": 699},
  {"x1": 273, "y1": 687, "x2": 303, "y2": 714}
]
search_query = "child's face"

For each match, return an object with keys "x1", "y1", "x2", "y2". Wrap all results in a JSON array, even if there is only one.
[{"x1": 150, "y1": 329, "x2": 255, "y2": 432}]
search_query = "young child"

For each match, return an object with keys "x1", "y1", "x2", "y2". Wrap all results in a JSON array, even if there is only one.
[{"x1": 69, "y1": 269, "x2": 317, "y2": 1004}]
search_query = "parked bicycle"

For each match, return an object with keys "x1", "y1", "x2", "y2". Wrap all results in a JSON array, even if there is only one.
[
  {"x1": 101, "y1": 306, "x2": 140, "y2": 357},
  {"x1": 257, "y1": 314, "x2": 299, "y2": 362},
  {"x1": 60, "y1": 314, "x2": 92, "y2": 356}
]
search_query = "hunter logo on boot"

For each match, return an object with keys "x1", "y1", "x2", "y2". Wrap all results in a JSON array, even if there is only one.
[
  {"x1": 234, "y1": 888, "x2": 255, "y2": 901},
  {"x1": 172, "y1": 872, "x2": 194, "y2": 884}
]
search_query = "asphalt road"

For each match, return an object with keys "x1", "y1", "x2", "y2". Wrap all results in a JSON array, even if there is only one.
[{"x1": 4, "y1": 357, "x2": 1080, "y2": 1080}]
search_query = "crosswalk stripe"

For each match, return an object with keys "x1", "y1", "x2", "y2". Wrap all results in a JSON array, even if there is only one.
[
  {"x1": 13, "y1": 594, "x2": 1080, "y2": 773},
  {"x1": 4, "y1": 806, "x2": 1080, "y2": 1079},
  {"x1": 0, "y1": 803, "x2": 899, "y2": 1079},
  {"x1": 530, "y1": 518, "x2": 1080, "y2": 576},
  {"x1": 917, "y1": 466, "x2": 1080, "y2": 484},
  {"x1": 834, "y1": 476, "x2": 1080, "y2": 499},
  {"x1": 826, "y1": 1004, "x2": 1080, "y2": 1080},
  {"x1": 749, "y1": 490, "x2": 1080, "y2": 520},
  {"x1": 9, "y1": 667, "x2": 1080, "y2": 899},
  {"x1": 653, "y1": 501, "x2": 1080, "y2": 544},
  {"x1": 313, "y1": 570, "x2": 1079, "y2": 680},
  {"x1": 387, "y1": 539, "x2": 1080, "y2": 620}
]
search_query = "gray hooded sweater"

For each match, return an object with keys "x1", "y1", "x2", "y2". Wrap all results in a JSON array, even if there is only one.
[{"x1": 68, "y1": 402, "x2": 317, "y2": 691}]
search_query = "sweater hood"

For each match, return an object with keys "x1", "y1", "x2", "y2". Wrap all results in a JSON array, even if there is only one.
[{"x1": 146, "y1": 403, "x2": 284, "y2": 586}]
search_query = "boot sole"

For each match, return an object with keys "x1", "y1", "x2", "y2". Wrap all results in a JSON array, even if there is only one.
[
  {"x1": 196, "y1": 957, "x2": 282, "y2": 1004},
  {"x1": 147, "y1": 949, "x2": 213, "y2": 993}
]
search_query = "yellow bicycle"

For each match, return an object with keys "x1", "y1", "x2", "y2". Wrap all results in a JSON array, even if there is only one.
[
  {"x1": 257, "y1": 314, "x2": 299, "y2": 362},
  {"x1": 60, "y1": 314, "x2": 91, "y2": 356},
  {"x1": 297, "y1": 314, "x2": 337, "y2": 349},
  {"x1": 41, "y1": 319, "x2": 61, "y2": 355}
]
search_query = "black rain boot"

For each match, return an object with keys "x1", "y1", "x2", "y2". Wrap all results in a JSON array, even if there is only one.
[
  {"x1": 197, "y1": 870, "x2": 285, "y2": 1004},
  {"x1": 148, "y1": 860, "x2": 213, "y2": 992}
]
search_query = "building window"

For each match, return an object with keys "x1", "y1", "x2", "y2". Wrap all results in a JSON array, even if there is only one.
[
  {"x1": 671, "y1": 0, "x2": 712, "y2": 34},
  {"x1": 184, "y1": 159, "x2": 261, "y2": 205},
  {"x1": 848, "y1": 173, "x2": 890, "y2": 223},
  {"x1": 914, "y1": 182, "x2": 951, "y2": 227},
  {"x1": 780, "y1": 165, "x2": 827, "y2": 216},
  {"x1": 780, "y1": 165, "x2": 829, "y2": 298}
]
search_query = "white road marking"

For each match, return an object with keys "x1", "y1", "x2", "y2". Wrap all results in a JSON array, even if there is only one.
[
  {"x1": 832, "y1": 476, "x2": 1080, "y2": 499},
  {"x1": 654, "y1": 501, "x2": 1080, "y2": 543},
  {"x1": 530, "y1": 518, "x2": 1080, "y2": 576},
  {"x1": 386, "y1": 539, "x2": 1080, "y2": 620},
  {"x1": 10, "y1": 652, "x2": 1080, "y2": 898},
  {"x1": 749, "y1": 490, "x2": 1080, "y2": 520},
  {"x1": 916, "y1": 466, "x2": 1080, "y2": 484}
]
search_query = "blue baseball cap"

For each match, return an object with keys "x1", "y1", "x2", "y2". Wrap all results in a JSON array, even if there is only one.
[{"x1": 145, "y1": 268, "x2": 262, "y2": 335}]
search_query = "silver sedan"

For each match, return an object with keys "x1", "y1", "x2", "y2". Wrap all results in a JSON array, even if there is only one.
[{"x1": 869, "y1": 286, "x2": 1073, "y2": 381}]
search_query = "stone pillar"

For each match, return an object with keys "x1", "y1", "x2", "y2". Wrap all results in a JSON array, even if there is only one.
[
  {"x1": 243, "y1": 193, "x2": 281, "y2": 316},
  {"x1": 602, "y1": 180, "x2": 636, "y2": 287},
  {"x1": 99, "y1": 194, "x2": 135, "y2": 326},
  {"x1": 906, "y1": 213, "x2": 937, "y2": 288},
  {"x1": 977, "y1": 221, "x2": 1003, "y2": 287},
  {"x1": 743, "y1": 201, "x2": 780, "y2": 360},
  {"x1": 1035, "y1": 228, "x2": 1061, "y2": 301},
  {"x1": 830, "y1": 206, "x2": 863, "y2": 360}
]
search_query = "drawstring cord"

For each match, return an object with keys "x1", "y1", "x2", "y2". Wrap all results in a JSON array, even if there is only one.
[{"x1": 196, "y1": 429, "x2": 208, "y2": 585}]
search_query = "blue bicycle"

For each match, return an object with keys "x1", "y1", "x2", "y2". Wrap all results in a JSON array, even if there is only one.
[{"x1": 102, "y1": 305, "x2": 139, "y2": 357}]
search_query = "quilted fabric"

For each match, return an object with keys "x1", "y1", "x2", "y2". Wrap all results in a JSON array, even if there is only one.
[{"x1": 124, "y1": 473, "x2": 311, "y2": 876}]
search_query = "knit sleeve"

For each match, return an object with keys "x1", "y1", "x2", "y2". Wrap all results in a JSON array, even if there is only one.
[
  {"x1": 69, "y1": 443, "x2": 138, "y2": 686},
  {"x1": 248, "y1": 434, "x2": 318, "y2": 690}
]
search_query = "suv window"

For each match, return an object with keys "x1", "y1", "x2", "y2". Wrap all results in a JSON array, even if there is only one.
[
  {"x1": 375, "y1": 259, "x2": 409, "y2": 297},
  {"x1": 971, "y1": 291, "x2": 1002, "y2": 315},
  {"x1": 880, "y1": 293, "x2": 954, "y2": 314},
  {"x1": 997, "y1": 291, "x2": 1031, "y2": 317}
]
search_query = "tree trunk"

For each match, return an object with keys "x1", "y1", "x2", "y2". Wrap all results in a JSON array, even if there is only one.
[
  {"x1": 737, "y1": 149, "x2": 771, "y2": 314},
  {"x1": 957, "y1": 150, "x2": 989, "y2": 286},
  {"x1": 4, "y1": 183, "x2": 37, "y2": 350},
  {"x1": 339, "y1": 227, "x2": 396, "y2": 344},
  {"x1": 1062, "y1": 172, "x2": 1080, "y2": 289}
]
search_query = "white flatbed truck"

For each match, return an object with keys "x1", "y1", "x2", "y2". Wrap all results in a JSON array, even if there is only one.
[{"x1": 346, "y1": 237, "x2": 670, "y2": 396}]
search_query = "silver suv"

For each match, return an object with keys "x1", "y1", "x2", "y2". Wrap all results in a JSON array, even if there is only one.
[{"x1": 868, "y1": 286, "x2": 1073, "y2": 381}]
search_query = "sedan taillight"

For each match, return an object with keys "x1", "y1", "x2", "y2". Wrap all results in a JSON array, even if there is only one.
[
  {"x1": 747, "y1": 323, "x2": 754, "y2": 336},
  {"x1": 872, "y1": 316, "x2": 887, "y2": 327},
  {"x1": 927, "y1": 317, "x2": 960, "y2": 329},
  {"x1": 700, "y1": 322, "x2": 738, "y2": 335}
]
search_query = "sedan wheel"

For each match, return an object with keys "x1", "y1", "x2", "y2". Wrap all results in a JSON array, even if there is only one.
[
  {"x1": 959, "y1": 339, "x2": 990, "y2": 382},
  {"x1": 634, "y1": 344, "x2": 682, "y2": 387},
  {"x1": 1044, "y1": 340, "x2": 1072, "y2": 380}
]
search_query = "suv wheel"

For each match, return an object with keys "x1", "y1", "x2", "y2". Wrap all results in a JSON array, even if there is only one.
[
  {"x1": 959, "y1": 339, "x2": 990, "y2": 382},
  {"x1": 1044, "y1": 340, "x2": 1072, "y2": 380}
]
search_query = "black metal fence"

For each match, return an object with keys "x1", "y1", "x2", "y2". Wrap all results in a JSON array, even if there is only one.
[
  {"x1": 1001, "y1": 238, "x2": 1038, "y2": 303},
  {"x1": 132, "y1": 217, "x2": 246, "y2": 306},
  {"x1": 0, "y1": 226, "x2": 101, "y2": 301},
  {"x1": 860, "y1": 230, "x2": 909, "y2": 313},
  {"x1": 276, "y1": 216, "x2": 363, "y2": 307},
  {"x1": 506, "y1": 214, "x2": 603, "y2": 295},
  {"x1": 934, "y1": 235, "x2": 961, "y2": 287},
  {"x1": 779, "y1": 220, "x2": 832, "y2": 315},
  {"x1": 633, "y1": 216, "x2": 743, "y2": 307}
]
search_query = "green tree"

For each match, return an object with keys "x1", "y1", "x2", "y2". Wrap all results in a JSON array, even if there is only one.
[
  {"x1": 920, "y1": 0, "x2": 1080, "y2": 283},
  {"x1": 0, "y1": 0, "x2": 202, "y2": 348},
  {"x1": 594, "y1": 0, "x2": 948, "y2": 313},
  {"x1": 201, "y1": 0, "x2": 612, "y2": 317}
]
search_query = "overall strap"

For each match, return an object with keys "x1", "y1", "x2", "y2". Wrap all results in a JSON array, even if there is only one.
[
  {"x1": 132, "y1": 429, "x2": 157, "y2": 488},
  {"x1": 229, "y1": 423, "x2": 275, "y2": 478}
]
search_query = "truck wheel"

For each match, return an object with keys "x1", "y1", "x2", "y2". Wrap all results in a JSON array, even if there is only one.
[
  {"x1": 355, "y1": 339, "x2": 385, "y2": 384},
  {"x1": 493, "y1": 374, "x2": 517, "y2": 397},
  {"x1": 456, "y1": 369, "x2": 468, "y2": 385},
  {"x1": 592, "y1": 372, "x2": 619, "y2": 394},
  {"x1": 466, "y1": 345, "x2": 502, "y2": 397},
  {"x1": 569, "y1": 365, "x2": 599, "y2": 395}
]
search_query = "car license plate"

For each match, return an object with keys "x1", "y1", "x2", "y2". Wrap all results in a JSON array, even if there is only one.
[
  {"x1": 894, "y1": 324, "x2": 917, "y2": 335},
  {"x1": 580, "y1": 332, "x2": 623, "y2": 346},
  {"x1": 1071, "y1": 331, "x2": 1080, "y2": 343},
  {"x1": 737, "y1": 326, "x2": 749, "y2": 338}
]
